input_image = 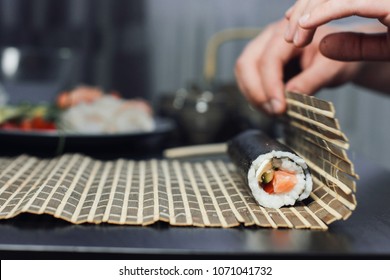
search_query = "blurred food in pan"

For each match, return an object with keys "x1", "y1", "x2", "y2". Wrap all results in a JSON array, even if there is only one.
[
  {"x1": 0, "y1": 103, "x2": 57, "y2": 131},
  {"x1": 0, "y1": 85, "x2": 155, "y2": 134}
]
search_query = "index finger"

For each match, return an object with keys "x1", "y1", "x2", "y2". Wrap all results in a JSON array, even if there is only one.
[
  {"x1": 258, "y1": 36, "x2": 300, "y2": 114},
  {"x1": 235, "y1": 25, "x2": 276, "y2": 110},
  {"x1": 299, "y1": 1, "x2": 390, "y2": 29}
]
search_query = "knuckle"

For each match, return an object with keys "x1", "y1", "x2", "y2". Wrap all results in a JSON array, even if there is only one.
[{"x1": 235, "y1": 57, "x2": 245, "y2": 73}]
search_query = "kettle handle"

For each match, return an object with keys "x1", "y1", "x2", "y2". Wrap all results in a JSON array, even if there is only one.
[{"x1": 203, "y1": 28, "x2": 262, "y2": 86}]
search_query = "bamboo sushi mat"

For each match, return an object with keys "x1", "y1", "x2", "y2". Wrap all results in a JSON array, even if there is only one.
[{"x1": 0, "y1": 92, "x2": 357, "y2": 230}]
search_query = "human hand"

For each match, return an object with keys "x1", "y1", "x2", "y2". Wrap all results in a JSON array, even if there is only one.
[
  {"x1": 285, "y1": 0, "x2": 390, "y2": 60},
  {"x1": 235, "y1": 19, "x2": 361, "y2": 115}
]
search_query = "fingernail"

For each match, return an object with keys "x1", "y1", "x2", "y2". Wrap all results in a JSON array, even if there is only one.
[
  {"x1": 299, "y1": 14, "x2": 310, "y2": 26},
  {"x1": 263, "y1": 102, "x2": 274, "y2": 114},
  {"x1": 293, "y1": 29, "x2": 300, "y2": 45},
  {"x1": 270, "y1": 99, "x2": 283, "y2": 114}
]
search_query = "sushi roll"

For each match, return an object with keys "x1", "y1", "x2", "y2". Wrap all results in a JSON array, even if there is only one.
[{"x1": 227, "y1": 130, "x2": 312, "y2": 209}]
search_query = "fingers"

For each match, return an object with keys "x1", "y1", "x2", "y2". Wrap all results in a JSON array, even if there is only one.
[
  {"x1": 284, "y1": 5, "x2": 294, "y2": 19},
  {"x1": 235, "y1": 21, "x2": 297, "y2": 114},
  {"x1": 286, "y1": 0, "x2": 390, "y2": 48},
  {"x1": 285, "y1": 0, "x2": 325, "y2": 47},
  {"x1": 235, "y1": 28, "x2": 274, "y2": 108},
  {"x1": 285, "y1": 67, "x2": 325, "y2": 95},
  {"x1": 284, "y1": 0, "x2": 311, "y2": 43},
  {"x1": 299, "y1": 1, "x2": 390, "y2": 29},
  {"x1": 285, "y1": 57, "x2": 341, "y2": 94},
  {"x1": 319, "y1": 32, "x2": 390, "y2": 61},
  {"x1": 258, "y1": 37, "x2": 299, "y2": 114}
]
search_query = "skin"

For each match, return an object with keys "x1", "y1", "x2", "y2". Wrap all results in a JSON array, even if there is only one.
[{"x1": 235, "y1": 0, "x2": 390, "y2": 115}]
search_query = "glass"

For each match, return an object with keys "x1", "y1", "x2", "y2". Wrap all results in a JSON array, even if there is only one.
[{"x1": 0, "y1": 47, "x2": 76, "y2": 104}]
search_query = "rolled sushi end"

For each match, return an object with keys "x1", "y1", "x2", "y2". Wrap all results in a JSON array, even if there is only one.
[{"x1": 249, "y1": 150, "x2": 312, "y2": 209}]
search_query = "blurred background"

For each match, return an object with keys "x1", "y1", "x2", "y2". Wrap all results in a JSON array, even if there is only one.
[{"x1": 0, "y1": 0, "x2": 389, "y2": 169}]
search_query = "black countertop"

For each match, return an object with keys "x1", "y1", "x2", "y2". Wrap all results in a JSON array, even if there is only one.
[{"x1": 0, "y1": 154, "x2": 389, "y2": 259}]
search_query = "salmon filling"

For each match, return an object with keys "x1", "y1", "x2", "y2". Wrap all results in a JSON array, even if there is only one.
[
  {"x1": 262, "y1": 170, "x2": 298, "y2": 194},
  {"x1": 257, "y1": 158, "x2": 299, "y2": 194}
]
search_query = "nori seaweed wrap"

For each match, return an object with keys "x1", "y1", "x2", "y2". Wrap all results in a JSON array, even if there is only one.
[{"x1": 228, "y1": 130, "x2": 312, "y2": 208}]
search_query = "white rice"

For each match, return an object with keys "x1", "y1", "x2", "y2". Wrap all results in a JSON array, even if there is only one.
[
  {"x1": 248, "y1": 150, "x2": 312, "y2": 209},
  {"x1": 60, "y1": 96, "x2": 155, "y2": 134}
]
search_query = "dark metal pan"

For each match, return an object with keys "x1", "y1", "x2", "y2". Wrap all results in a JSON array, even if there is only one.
[{"x1": 0, "y1": 117, "x2": 175, "y2": 159}]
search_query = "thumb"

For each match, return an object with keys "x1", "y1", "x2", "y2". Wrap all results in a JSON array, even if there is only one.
[
  {"x1": 319, "y1": 32, "x2": 390, "y2": 61},
  {"x1": 285, "y1": 60, "x2": 333, "y2": 95}
]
